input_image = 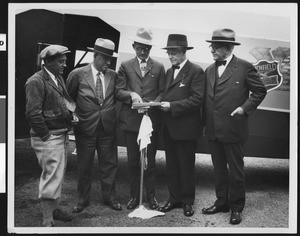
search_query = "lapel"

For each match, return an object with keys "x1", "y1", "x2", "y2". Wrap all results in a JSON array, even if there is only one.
[
  {"x1": 84, "y1": 64, "x2": 97, "y2": 95},
  {"x1": 131, "y1": 57, "x2": 143, "y2": 78},
  {"x1": 208, "y1": 64, "x2": 217, "y2": 89},
  {"x1": 165, "y1": 68, "x2": 173, "y2": 91},
  {"x1": 170, "y1": 60, "x2": 190, "y2": 87},
  {"x1": 42, "y1": 67, "x2": 63, "y2": 96},
  {"x1": 218, "y1": 55, "x2": 238, "y2": 85},
  {"x1": 144, "y1": 58, "x2": 153, "y2": 77}
]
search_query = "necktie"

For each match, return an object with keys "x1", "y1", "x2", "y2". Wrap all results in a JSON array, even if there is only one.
[
  {"x1": 95, "y1": 72, "x2": 104, "y2": 105},
  {"x1": 216, "y1": 60, "x2": 226, "y2": 67},
  {"x1": 140, "y1": 59, "x2": 147, "y2": 77},
  {"x1": 171, "y1": 65, "x2": 180, "y2": 79}
]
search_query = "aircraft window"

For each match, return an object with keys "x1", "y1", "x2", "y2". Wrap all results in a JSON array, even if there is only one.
[{"x1": 75, "y1": 50, "x2": 94, "y2": 67}]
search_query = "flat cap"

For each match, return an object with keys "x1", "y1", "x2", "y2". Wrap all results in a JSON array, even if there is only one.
[{"x1": 40, "y1": 44, "x2": 70, "y2": 59}]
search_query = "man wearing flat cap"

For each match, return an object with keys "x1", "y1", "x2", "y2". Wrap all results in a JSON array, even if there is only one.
[
  {"x1": 25, "y1": 44, "x2": 76, "y2": 226},
  {"x1": 158, "y1": 34, "x2": 205, "y2": 217},
  {"x1": 202, "y1": 28, "x2": 266, "y2": 224},
  {"x1": 115, "y1": 28, "x2": 165, "y2": 210},
  {"x1": 66, "y1": 38, "x2": 122, "y2": 213}
]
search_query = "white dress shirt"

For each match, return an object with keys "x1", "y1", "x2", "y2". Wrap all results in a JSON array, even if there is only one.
[
  {"x1": 173, "y1": 59, "x2": 188, "y2": 79},
  {"x1": 218, "y1": 54, "x2": 233, "y2": 77},
  {"x1": 44, "y1": 66, "x2": 58, "y2": 87},
  {"x1": 138, "y1": 57, "x2": 149, "y2": 77}
]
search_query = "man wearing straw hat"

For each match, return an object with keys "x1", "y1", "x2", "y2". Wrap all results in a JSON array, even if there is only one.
[
  {"x1": 25, "y1": 44, "x2": 76, "y2": 226},
  {"x1": 202, "y1": 28, "x2": 266, "y2": 224},
  {"x1": 67, "y1": 38, "x2": 122, "y2": 213},
  {"x1": 159, "y1": 34, "x2": 205, "y2": 217},
  {"x1": 116, "y1": 28, "x2": 165, "y2": 210}
]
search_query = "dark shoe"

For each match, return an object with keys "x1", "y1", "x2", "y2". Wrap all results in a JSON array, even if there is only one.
[
  {"x1": 104, "y1": 199, "x2": 122, "y2": 211},
  {"x1": 148, "y1": 197, "x2": 159, "y2": 210},
  {"x1": 72, "y1": 202, "x2": 89, "y2": 214},
  {"x1": 158, "y1": 202, "x2": 182, "y2": 212},
  {"x1": 230, "y1": 211, "x2": 242, "y2": 225},
  {"x1": 183, "y1": 204, "x2": 194, "y2": 217},
  {"x1": 53, "y1": 209, "x2": 73, "y2": 222},
  {"x1": 127, "y1": 198, "x2": 139, "y2": 210},
  {"x1": 202, "y1": 205, "x2": 230, "y2": 214}
]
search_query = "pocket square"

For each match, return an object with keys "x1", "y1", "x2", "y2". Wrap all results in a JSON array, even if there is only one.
[{"x1": 179, "y1": 83, "x2": 185, "y2": 87}]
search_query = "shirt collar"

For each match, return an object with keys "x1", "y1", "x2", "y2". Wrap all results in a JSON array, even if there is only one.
[
  {"x1": 177, "y1": 58, "x2": 188, "y2": 70},
  {"x1": 224, "y1": 54, "x2": 233, "y2": 66},
  {"x1": 44, "y1": 66, "x2": 56, "y2": 80},
  {"x1": 91, "y1": 63, "x2": 104, "y2": 77},
  {"x1": 137, "y1": 57, "x2": 149, "y2": 64}
]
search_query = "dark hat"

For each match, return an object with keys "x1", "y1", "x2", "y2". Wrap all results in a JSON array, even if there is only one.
[
  {"x1": 162, "y1": 34, "x2": 194, "y2": 50},
  {"x1": 87, "y1": 38, "x2": 119, "y2": 57},
  {"x1": 129, "y1": 27, "x2": 154, "y2": 46},
  {"x1": 40, "y1": 45, "x2": 70, "y2": 59},
  {"x1": 206, "y1": 28, "x2": 241, "y2": 45}
]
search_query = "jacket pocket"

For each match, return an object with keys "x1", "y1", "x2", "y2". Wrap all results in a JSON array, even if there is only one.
[{"x1": 43, "y1": 109, "x2": 63, "y2": 120}]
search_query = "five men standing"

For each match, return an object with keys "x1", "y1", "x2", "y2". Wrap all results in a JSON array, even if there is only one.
[{"x1": 25, "y1": 27, "x2": 266, "y2": 226}]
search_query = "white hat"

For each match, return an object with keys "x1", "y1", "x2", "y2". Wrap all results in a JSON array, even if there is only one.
[
  {"x1": 129, "y1": 28, "x2": 154, "y2": 46},
  {"x1": 87, "y1": 38, "x2": 119, "y2": 57}
]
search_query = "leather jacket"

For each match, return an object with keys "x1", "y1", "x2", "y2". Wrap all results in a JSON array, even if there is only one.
[{"x1": 25, "y1": 67, "x2": 72, "y2": 141}]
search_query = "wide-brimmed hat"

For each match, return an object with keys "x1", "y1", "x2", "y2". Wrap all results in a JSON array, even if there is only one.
[
  {"x1": 162, "y1": 34, "x2": 193, "y2": 50},
  {"x1": 87, "y1": 38, "x2": 119, "y2": 57},
  {"x1": 40, "y1": 45, "x2": 70, "y2": 59},
  {"x1": 206, "y1": 28, "x2": 241, "y2": 45},
  {"x1": 129, "y1": 27, "x2": 154, "y2": 46}
]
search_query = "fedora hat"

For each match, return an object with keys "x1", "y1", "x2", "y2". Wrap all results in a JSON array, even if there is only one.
[
  {"x1": 40, "y1": 44, "x2": 70, "y2": 59},
  {"x1": 162, "y1": 34, "x2": 193, "y2": 50},
  {"x1": 129, "y1": 27, "x2": 154, "y2": 46},
  {"x1": 87, "y1": 38, "x2": 119, "y2": 57},
  {"x1": 206, "y1": 28, "x2": 241, "y2": 45}
]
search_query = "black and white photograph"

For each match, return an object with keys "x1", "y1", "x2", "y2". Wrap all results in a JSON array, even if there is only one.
[{"x1": 3, "y1": 2, "x2": 298, "y2": 234}]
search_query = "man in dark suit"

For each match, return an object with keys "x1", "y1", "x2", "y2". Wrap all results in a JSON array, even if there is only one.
[
  {"x1": 66, "y1": 38, "x2": 122, "y2": 213},
  {"x1": 158, "y1": 34, "x2": 205, "y2": 217},
  {"x1": 25, "y1": 45, "x2": 76, "y2": 226},
  {"x1": 116, "y1": 28, "x2": 165, "y2": 210},
  {"x1": 202, "y1": 28, "x2": 267, "y2": 224}
]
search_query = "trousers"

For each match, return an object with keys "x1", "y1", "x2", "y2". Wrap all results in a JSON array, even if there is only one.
[{"x1": 31, "y1": 133, "x2": 68, "y2": 200}]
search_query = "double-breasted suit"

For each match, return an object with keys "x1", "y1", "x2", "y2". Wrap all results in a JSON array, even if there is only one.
[
  {"x1": 204, "y1": 55, "x2": 266, "y2": 212},
  {"x1": 161, "y1": 60, "x2": 205, "y2": 205},
  {"x1": 66, "y1": 64, "x2": 119, "y2": 205},
  {"x1": 116, "y1": 57, "x2": 165, "y2": 200}
]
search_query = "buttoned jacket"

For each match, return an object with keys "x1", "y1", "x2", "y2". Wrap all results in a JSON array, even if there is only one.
[
  {"x1": 66, "y1": 64, "x2": 118, "y2": 136},
  {"x1": 161, "y1": 60, "x2": 205, "y2": 140},
  {"x1": 204, "y1": 55, "x2": 267, "y2": 143},
  {"x1": 116, "y1": 57, "x2": 165, "y2": 132}
]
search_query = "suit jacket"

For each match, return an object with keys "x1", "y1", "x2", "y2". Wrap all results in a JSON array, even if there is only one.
[
  {"x1": 204, "y1": 55, "x2": 267, "y2": 143},
  {"x1": 116, "y1": 57, "x2": 165, "y2": 132},
  {"x1": 25, "y1": 67, "x2": 73, "y2": 141},
  {"x1": 161, "y1": 60, "x2": 205, "y2": 140},
  {"x1": 66, "y1": 64, "x2": 118, "y2": 136}
]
